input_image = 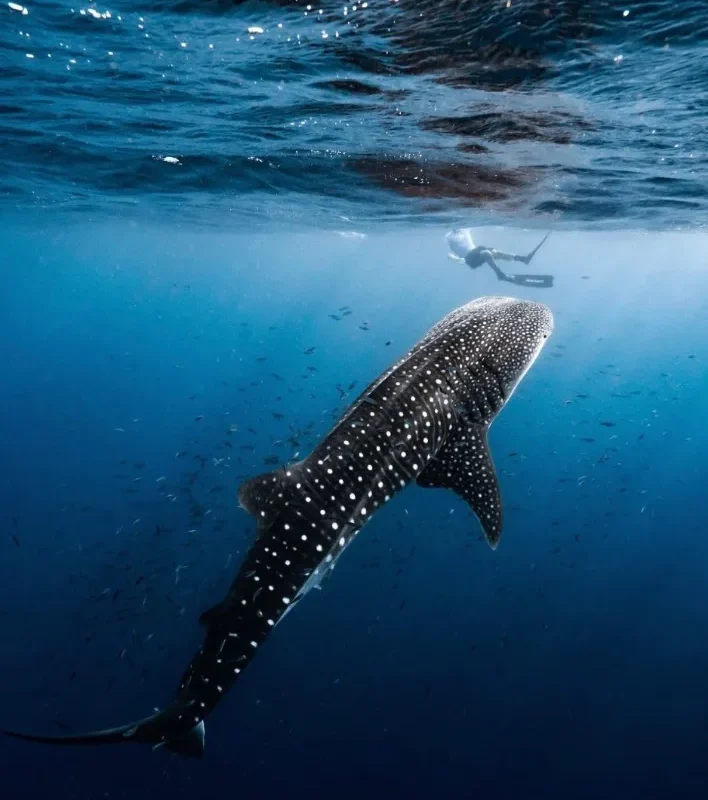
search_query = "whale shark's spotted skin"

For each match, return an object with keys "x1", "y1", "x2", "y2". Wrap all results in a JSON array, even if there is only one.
[{"x1": 3, "y1": 296, "x2": 553, "y2": 758}]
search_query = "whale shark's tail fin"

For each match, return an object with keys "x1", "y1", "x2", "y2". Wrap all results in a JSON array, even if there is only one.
[
  {"x1": 2, "y1": 720, "x2": 146, "y2": 748},
  {"x1": 162, "y1": 721, "x2": 205, "y2": 758},
  {"x1": 2, "y1": 716, "x2": 205, "y2": 759}
]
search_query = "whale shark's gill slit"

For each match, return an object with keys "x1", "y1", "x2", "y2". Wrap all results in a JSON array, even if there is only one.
[
  {"x1": 480, "y1": 357, "x2": 506, "y2": 404},
  {"x1": 480, "y1": 367, "x2": 502, "y2": 414},
  {"x1": 467, "y1": 373, "x2": 490, "y2": 420},
  {"x1": 469, "y1": 364, "x2": 498, "y2": 415}
]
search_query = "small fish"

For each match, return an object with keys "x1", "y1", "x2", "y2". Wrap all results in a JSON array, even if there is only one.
[
  {"x1": 304, "y1": 347, "x2": 316, "y2": 355},
  {"x1": 2, "y1": 295, "x2": 553, "y2": 760}
]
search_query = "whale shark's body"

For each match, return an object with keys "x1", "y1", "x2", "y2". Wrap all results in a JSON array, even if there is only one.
[{"x1": 3, "y1": 296, "x2": 553, "y2": 758}]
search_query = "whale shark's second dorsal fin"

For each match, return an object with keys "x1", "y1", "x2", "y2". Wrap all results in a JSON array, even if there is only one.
[
  {"x1": 199, "y1": 462, "x2": 308, "y2": 630},
  {"x1": 416, "y1": 423, "x2": 502, "y2": 549},
  {"x1": 237, "y1": 461, "x2": 306, "y2": 525},
  {"x1": 237, "y1": 470, "x2": 283, "y2": 520}
]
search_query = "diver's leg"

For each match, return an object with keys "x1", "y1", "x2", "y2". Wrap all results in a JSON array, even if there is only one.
[
  {"x1": 480, "y1": 252, "x2": 512, "y2": 282},
  {"x1": 486, "y1": 232, "x2": 551, "y2": 266},
  {"x1": 487, "y1": 249, "x2": 518, "y2": 263},
  {"x1": 489, "y1": 248, "x2": 539, "y2": 266},
  {"x1": 517, "y1": 232, "x2": 551, "y2": 265}
]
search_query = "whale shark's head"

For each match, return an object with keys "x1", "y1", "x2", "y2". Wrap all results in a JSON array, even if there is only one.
[{"x1": 465, "y1": 296, "x2": 554, "y2": 400}]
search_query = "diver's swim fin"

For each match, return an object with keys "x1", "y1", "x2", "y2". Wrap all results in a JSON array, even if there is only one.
[
  {"x1": 507, "y1": 273, "x2": 554, "y2": 289},
  {"x1": 524, "y1": 231, "x2": 551, "y2": 264}
]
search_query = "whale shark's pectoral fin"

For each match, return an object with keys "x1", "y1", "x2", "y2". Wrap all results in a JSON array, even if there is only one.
[{"x1": 417, "y1": 423, "x2": 503, "y2": 549}]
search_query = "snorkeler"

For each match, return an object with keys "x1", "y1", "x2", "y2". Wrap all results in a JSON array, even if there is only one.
[{"x1": 447, "y1": 229, "x2": 553, "y2": 288}]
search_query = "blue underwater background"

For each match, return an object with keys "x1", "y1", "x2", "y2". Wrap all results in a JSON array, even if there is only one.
[
  {"x1": 3, "y1": 226, "x2": 708, "y2": 799},
  {"x1": 3, "y1": 1, "x2": 708, "y2": 799}
]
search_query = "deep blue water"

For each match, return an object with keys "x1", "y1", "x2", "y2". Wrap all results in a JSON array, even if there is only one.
[
  {"x1": 3, "y1": 225, "x2": 708, "y2": 799},
  {"x1": 3, "y1": 2, "x2": 708, "y2": 799}
]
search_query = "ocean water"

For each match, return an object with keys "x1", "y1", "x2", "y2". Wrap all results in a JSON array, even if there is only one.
[
  {"x1": 2, "y1": 2, "x2": 708, "y2": 800},
  {"x1": 3, "y1": 0, "x2": 708, "y2": 227}
]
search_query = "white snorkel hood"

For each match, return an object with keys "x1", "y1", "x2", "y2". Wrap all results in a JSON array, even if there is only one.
[{"x1": 446, "y1": 228, "x2": 476, "y2": 261}]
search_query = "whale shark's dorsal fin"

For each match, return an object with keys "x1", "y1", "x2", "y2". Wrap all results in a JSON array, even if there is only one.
[{"x1": 416, "y1": 423, "x2": 502, "y2": 549}]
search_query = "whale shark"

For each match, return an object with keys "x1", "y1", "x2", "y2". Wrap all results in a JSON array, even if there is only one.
[{"x1": 3, "y1": 295, "x2": 553, "y2": 758}]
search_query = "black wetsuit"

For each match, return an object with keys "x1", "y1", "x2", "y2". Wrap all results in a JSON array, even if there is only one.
[
  {"x1": 464, "y1": 247, "x2": 488, "y2": 269},
  {"x1": 464, "y1": 247, "x2": 554, "y2": 288}
]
